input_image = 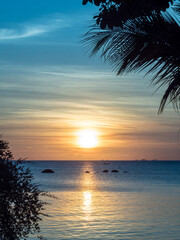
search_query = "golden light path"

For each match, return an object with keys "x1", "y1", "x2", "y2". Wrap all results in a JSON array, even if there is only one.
[
  {"x1": 77, "y1": 129, "x2": 98, "y2": 148},
  {"x1": 83, "y1": 191, "x2": 92, "y2": 210}
]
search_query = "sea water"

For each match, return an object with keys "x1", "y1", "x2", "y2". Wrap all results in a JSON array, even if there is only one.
[{"x1": 27, "y1": 161, "x2": 180, "y2": 240}]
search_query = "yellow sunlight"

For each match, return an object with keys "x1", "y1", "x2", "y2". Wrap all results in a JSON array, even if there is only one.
[{"x1": 77, "y1": 129, "x2": 98, "y2": 148}]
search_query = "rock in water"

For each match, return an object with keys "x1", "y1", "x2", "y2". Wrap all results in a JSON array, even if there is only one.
[
  {"x1": 102, "y1": 170, "x2": 108, "y2": 173},
  {"x1": 41, "y1": 169, "x2": 54, "y2": 173},
  {"x1": 112, "y1": 170, "x2": 119, "y2": 173}
]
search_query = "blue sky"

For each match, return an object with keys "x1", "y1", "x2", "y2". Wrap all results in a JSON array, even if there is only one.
[{"x1": 0, "y1": 1, "x2": 179, "y2": 160}]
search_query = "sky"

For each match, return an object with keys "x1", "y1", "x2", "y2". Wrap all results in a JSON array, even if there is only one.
[{"x1": 0, "y1": 0, "x2": 179, "y2": 160}]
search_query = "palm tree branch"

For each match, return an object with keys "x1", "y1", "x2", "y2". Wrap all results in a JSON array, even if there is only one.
[{"x1": 83, "y1": 12, "x2": 180, "y2": 112}]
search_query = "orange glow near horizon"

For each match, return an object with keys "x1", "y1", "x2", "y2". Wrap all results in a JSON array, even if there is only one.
[{"x1": 77, "y1": 129, "x2": 98, "y2": 148}]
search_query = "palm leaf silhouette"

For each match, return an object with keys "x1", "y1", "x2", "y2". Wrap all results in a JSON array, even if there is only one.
[{"x1": 83, "y1": 12, "x2": 180, "y2": 113}]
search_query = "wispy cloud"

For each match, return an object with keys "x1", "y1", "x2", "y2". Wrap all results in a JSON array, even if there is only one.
[
  {"x1": 0, "y1": 17, "x2": 69, "y2": 40},
  {"x1": 0, "y1": 64, "x2": 179, "y2": 160}
]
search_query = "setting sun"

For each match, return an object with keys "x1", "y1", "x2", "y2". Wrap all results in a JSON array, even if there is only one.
[{"x1": 77, "y1": 129, "x2": 98, "y2": 148}]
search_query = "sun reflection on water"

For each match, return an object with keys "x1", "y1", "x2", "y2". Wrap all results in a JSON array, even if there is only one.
[
  {"x1": 82, "y1": 191, "x2": 92, "y2": 220},
  {"x1": 80, "y1": 162, "x2": 96, "y2": 220},
  {"x1": 83, "y1": 191, "x2": 92, "y2": 209}
]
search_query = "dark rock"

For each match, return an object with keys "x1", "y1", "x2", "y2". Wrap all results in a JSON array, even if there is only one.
[
  {"x1": 112, "y1": 170, "x2": 119, "y2": 173},
  {"x1": 124, "y1": 171, "x2": 128, "y2": 173},
  {"x1": 41, "y1": 169, "x2": 54, "y2": 173},
  {"x1": 85, "y1": 171, "x2": 90, "y2": 173},
  {"x1": 102, "y1": 170, "x2": 108, "y2": 173}
]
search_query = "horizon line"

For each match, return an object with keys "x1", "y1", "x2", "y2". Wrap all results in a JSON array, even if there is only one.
[{"x1": 16, "y1": 159, "x2": 180, "y2": 161}]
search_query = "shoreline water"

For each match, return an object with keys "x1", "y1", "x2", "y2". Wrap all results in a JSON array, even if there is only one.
[{"x1": 27, "y1": 161, "x2": 180, "y2": 240}]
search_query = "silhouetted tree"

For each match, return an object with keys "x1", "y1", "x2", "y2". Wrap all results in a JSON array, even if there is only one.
[
  {"x1": 0, "y1": 136, "x2": 47, "y2": 240},
  {"x1": 83, "y1": 0, "x2": 180, "y2": 112},
  {"x1": 83, "y1": 0, "x2": 175, "y2": 29}
]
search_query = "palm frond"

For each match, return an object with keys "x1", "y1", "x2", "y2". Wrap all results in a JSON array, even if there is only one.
[
  {"x1": 159, "y1": 71, "x2": 180, "y2": 113},
  {"x1": 172, "y1": 1, "x2": 180, "y2": 15},
  {"x1": 83, "y1": 12, "x2": 180, "y2": 112}
]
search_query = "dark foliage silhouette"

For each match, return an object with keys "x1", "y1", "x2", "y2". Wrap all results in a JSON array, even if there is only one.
[
  {"x1": 0, "y1": 136, "x2": 48, "y2": 240},
  {"x1": 83, "y1": 0, "x2": 180, "y2": 112},
  {"x1": 83, "y1": 0, "x2": 174, "y2": 29}
]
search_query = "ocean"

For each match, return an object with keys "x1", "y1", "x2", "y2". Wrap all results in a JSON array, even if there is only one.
[{"x1": 27, "y1": 161, "x2": 180, "y2": 240}]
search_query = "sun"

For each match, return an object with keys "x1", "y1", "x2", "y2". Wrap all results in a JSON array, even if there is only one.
[{"x1": 77, "y1": 129, "x2": 98, "y2": 148}]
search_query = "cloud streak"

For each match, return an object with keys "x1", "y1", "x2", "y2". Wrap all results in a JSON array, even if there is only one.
[
  {"x1": 0, "y1": 64, "x2": 179, "y2": 160},
  {"x1": 0, "y1": 17, "x2": 68, "y2": 40}
]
